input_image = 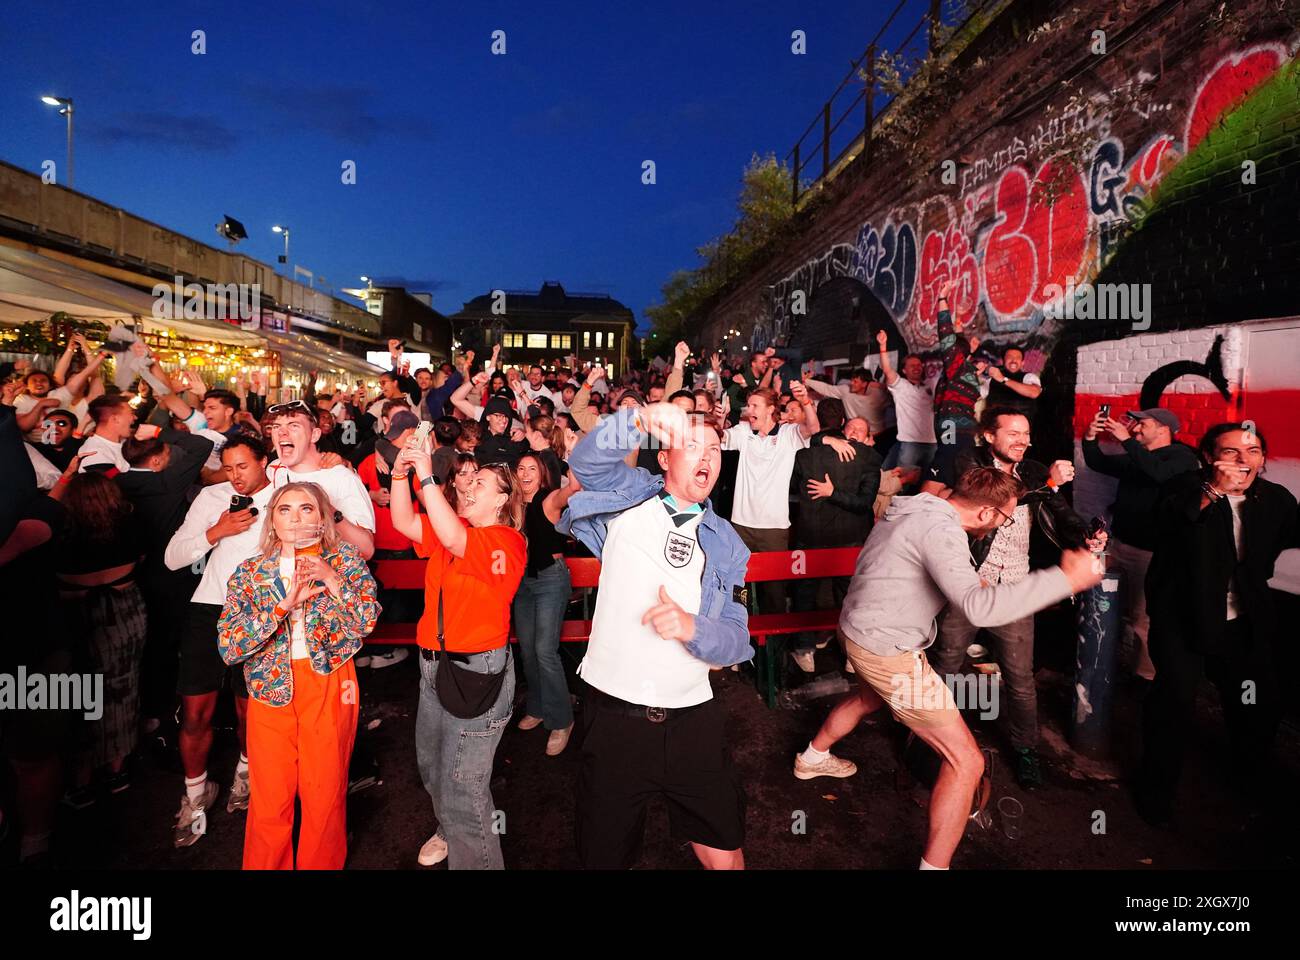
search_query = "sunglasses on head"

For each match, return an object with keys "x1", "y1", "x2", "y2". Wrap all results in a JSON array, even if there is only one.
[{"x1": 266, "y1": 400, "x2": 314, "y2": 419}]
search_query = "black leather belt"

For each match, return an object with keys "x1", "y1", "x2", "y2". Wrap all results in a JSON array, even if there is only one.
[
  {"x1": 420, "y1": 647, "x2": 471, "y2": 665},
  {"x1": 588, "y1": 686, "x2": 707, "y2": 724}
]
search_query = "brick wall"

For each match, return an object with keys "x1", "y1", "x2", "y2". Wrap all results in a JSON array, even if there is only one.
[{"x1": 695, "y1": 0, "x2": 1300, "y2": 467}]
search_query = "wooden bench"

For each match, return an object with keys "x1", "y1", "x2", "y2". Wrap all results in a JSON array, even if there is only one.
[{"x1": 369, "y1": 546, "x2": 861, "y2": 707}]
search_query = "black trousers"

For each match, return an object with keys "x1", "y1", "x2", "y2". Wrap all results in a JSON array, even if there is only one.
[{"x1": 1139, "y1": 618, "x2": 1282, "y2": 810}]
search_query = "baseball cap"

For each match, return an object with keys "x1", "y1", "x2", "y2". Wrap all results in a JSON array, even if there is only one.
[
  {"x1": 384, "y1": 409, "x2": 420, "y2": 441},
  {"x1": 1126, "y1": 408, "x2": 1180, "y2": 433}
]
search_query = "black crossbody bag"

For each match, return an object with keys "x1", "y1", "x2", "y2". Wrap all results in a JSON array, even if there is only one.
[{"x1": 433, "y1": 584, "x2": 508, "y2": 719}]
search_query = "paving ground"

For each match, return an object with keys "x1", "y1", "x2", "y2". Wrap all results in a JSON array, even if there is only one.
[{"x1": 11, "y1": 627, "x2": 1297, "y2": 872}]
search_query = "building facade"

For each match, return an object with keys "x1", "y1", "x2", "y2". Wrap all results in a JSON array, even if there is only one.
[{"x1": 451, "y1": 281, "x2": 635, "y2": 377}]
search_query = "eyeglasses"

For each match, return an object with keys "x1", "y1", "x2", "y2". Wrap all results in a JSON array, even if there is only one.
[
  {"x1": 989, "y1": 505, "x2": 1016, "y2": 529},
  {"x1": 266, "y1": 400, "x2": 314, "y2": 419}
]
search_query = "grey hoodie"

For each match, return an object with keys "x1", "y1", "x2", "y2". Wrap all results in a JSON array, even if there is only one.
[{"x1": 839, "y1": 493, "x2": 1073, "y2": 657}]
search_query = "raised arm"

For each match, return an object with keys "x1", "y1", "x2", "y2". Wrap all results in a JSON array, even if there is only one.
[
  {"x1": 876, "y1": 330, "x2": 900, "y2": 385},
  {"x1": 542, "y1": 475, "x2": 581, "y2": 525},
  {"x1": 790, "y1": 380, "x2": 819, "y2": 440},
  {"x1": 451, "y1": 371, "x2": 486, "y2": 420},
  {"x1": 393, "y1": 438, "x2": 468, "y2": 558},
  {"x1": 665, "y1": 341, "x2": 689, "y2": 395}
]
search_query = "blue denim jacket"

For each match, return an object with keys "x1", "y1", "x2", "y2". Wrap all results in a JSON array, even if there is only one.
[{"x1": 558, "y1": 407, "x2": 752, "y2": 667}]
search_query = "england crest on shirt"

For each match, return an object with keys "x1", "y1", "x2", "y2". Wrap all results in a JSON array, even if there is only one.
[{"x1": 664, "y1": 530, "x2": 696, "y2": 568}]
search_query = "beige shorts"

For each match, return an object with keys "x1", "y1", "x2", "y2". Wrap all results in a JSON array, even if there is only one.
[{"x1": 840, "y1": 630, "x2": 960, "y2": 729}]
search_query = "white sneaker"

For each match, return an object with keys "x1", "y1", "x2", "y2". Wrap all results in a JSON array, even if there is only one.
[
  {"x1": 226, "y1": 769, "x2": 250, "y2": 814},
  {"x1": 546, "y1": 723, "x2": 573, "y2": 756},
  {"x1": 418, "y1": 831, "x2": 448, "y2": 866},
  {"x1": 173, "y1": 781, "x2": 220, "y2": 847},
  {"x1": 966, "y1": 643, "x2": 988, "y2": 659},
  {"x1": 844, "y1": 658, "x2": 856, "y2": 675},
  {"x1": 815, "y1": 638, "x2": 830, "y2": 650},
  {"x1": 369, "y1": 648, "x2": 410, "y2": 669},
  {"x1": 791, "y1": 649, "x2": 816, "y2": 673},
  {"x1": 794, "y1": 752, "x2": 858, "y2": 780},
  {"x1": 517, "y1": 715, "x2": 543, "y2": 731}
]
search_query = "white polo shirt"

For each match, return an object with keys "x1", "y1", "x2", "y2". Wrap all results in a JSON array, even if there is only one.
[
  {"x1": 15, "y1": 388, "x2": 78, "y2": 442},
  {"x1": 165, "y1": 481, "x2": 274, "y2": 605},
  {"x1": 580, "y1": 495, "x2": 710, "y2": 708},
  {"x1": 266, "y1": 462, "x2": 376, "y2": 532},
  {"x1": 723, "y1": 421, "x2": 808, "y2": 530},
  {"x1": 78, "y1": 433, "x2": 129, "y2": 473},
  {"x1": 888, "y1": 377, "x2": 938, "y2": 443}
]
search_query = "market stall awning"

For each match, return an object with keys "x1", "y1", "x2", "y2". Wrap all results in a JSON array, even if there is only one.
[
  {"x1": 0, "y1": 245, "x2": 262, "y2": 345},
  {"x1": 260, "y1": 329, "x2": 388, "y2": 380}
]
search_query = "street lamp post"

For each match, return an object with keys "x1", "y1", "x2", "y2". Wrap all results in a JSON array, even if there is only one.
[
  {"x1": 272, "y1": 225, "x2": 290, "y2": 266},
  {"x1": 40, "y1": 96, "x2": 74, "y2": 188}
]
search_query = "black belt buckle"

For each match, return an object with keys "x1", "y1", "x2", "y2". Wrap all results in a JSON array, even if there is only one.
[{"x1": 645, "y1": 706, "x2": 667, "y2": 723}]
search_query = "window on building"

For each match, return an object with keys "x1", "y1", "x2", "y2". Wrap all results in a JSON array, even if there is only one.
[
  {"x1": 551, "y1": 334, "x2": 571, "y2": 350},
  {"x1": 502, "y1": 333, "x2": 524, "y2": 348},
  {"x1": 412, "y1": 322, "x2": 424, "y2": 342},
  {"x1": 583, "y1": 331, "x2": 591, "y2": 348},
  {"x1": 526, "y1": 333, "x2": 548, "y2": 349},
  {"x1": 596, "y1": 331, "x2": 604, "y2": 348},
  {"x1": 608, "y1": 332, "x2": 616, "y2": 353}
]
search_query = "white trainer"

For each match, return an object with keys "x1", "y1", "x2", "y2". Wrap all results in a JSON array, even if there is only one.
[
  {"x1": 173, "y1": 781, "x2": 220, "y2": 848},
  {"x1": 794, "y1": 752, "x2": 858, "y2": 780},
  {"x1": 791, "y1": 649, "x2": 816, "y2": 673},
  {"x1": 226, "y1": 769, "x2": 250, "y2": 814}
]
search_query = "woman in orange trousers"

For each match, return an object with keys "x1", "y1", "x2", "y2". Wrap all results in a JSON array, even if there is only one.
[{"x1": 218, "y1": 482, "x2": 379, "y2": 869}]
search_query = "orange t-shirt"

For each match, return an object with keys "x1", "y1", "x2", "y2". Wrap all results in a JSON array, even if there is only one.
[{"x1": 414, "y1": 515, "x2": 526, "y2": 653}]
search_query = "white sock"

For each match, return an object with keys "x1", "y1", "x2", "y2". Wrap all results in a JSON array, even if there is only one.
[
  {"x1": 236, "y1": 754, "x2": 249, "y2": 777},
  {"x1": 185, "y1": 773, "x2": 207, "y2": 803},
  {"x1": 801, "y1": 743, "x2": 830, "y2": 765},
  {"x1": 20, "y1": 831, "x2": 51, "y2": 861},
  {"x1": 919, "y1": 857, "x2": 948, "y2": 871}
]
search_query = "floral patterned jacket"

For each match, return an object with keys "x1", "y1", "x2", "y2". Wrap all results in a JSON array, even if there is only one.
[{"x1": 218, "y1": 541, "x2": 380, "y2": 706}]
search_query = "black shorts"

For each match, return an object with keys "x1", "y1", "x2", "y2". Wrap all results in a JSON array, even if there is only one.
[
  {"x1": 576, "y1": 685, "x2": 746, "y2": 868},
  {"x1": 178, "y1": 603, "x2": 248, "y2": 698}
]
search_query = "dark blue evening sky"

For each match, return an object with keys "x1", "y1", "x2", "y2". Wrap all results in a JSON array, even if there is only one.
[{"x1": 0, "y1": 0, "x2": 933, "y2": 330}]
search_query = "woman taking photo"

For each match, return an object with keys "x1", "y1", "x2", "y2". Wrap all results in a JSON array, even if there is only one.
[
  {"x1": 218, "y1": 481, "x2": 379, "y2": 870},
  {"x1": 511, "y1": 453, "x2": 580, "y2": 754},
  {"x1": 389, "y1": 437, "x2": 526, "y2": 870}
]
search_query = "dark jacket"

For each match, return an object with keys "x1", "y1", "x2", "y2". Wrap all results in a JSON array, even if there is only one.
[
  {"x1": 791, "y1": 431, "x2": 882, "y2": 548},
  {"x1": 956, "y1": 445, "x2": 1090, "y2": 568},
  {"x1": 114, "y1": 429, "x2": 213, "y2": 589},
  {"x1": 1146, "y1": 472, "x2": 1298, "y2": 655},
  {"x1": 1081, "y1": 437, "x2": 1199, "y2": 550}
]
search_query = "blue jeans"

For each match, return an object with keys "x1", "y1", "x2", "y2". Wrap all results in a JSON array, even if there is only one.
[
  {"x1": 512, "y1": 561, "x2": 574, "y2": 730},
  {"x1": 882, "y1": 440, "x2": 937, "y2": 473},
  {"x1": 415, "y1": 645, "x2": 515, "y2": 869}
]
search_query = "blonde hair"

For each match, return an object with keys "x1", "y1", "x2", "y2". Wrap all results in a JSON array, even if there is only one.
[
  {"x1": 475, "y1": 463, "x2": 526, "y2": 534},
  {"x1": 257, "y1": 482, "x2": 342, "y2": 557}
]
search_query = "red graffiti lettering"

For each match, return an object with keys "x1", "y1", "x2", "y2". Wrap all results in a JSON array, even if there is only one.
[
  {"x1": 918, "y1": 223, "x2": 979, "y2": 330},
  {"x1": 981, "y1": 160, "x2": 1089, "y2": 320}
]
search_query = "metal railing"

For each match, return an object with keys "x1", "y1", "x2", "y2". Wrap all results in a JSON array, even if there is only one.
[{"x1": 785, "y1": 0, "x2": 1004, "y2": 205}]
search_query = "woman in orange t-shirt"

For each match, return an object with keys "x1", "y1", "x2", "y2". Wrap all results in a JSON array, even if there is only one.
[{"x1": 389, "y1": 438, "x2": 526, "y2": 870}]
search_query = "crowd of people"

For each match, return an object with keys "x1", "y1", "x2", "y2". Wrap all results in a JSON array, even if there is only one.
[{"x1": 2, "y1": 286, "x2": 1295, "y2": 869}]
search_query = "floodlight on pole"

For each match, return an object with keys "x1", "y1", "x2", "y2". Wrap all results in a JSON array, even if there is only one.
[
  {"x1": 40, "y1": 95, "x2": 74, "y2": 188},
  {"x1": 272, "y1": 225, "x2": 290, "y2": 265}
]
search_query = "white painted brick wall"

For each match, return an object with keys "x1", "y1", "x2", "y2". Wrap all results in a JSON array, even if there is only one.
[{"x1": 1075, "y1": 328, "x2": 1235, "y2": 394}]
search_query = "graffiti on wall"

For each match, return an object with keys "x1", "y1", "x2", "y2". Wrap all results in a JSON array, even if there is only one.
[{"x1": 761, "y1": 42, "x2": 1293, "y2": 361}]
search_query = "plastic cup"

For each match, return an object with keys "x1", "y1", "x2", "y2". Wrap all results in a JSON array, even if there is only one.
[{"x1": 997, "y1": 796, "x2": 1023, "y2": 840}]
